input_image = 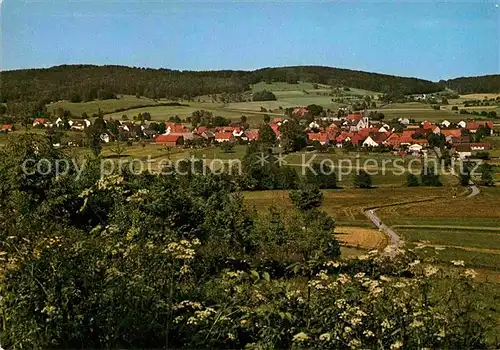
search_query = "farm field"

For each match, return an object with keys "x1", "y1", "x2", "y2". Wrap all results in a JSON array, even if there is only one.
[
  {"x1": 243, "y1": 187, "x2": 452, "y2": 227},
  {"x1": 46, "y1": 95, "x2": 161, "y2": 116},
  {"x1": 377, "y1": 187, "x2": 500, "y2": 274}
]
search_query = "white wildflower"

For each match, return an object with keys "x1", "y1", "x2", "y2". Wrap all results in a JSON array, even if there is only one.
[
  {"x1": 293, "y1": 332, "x2": 309, "y2": 342},
  {"x1": 410, "y1": 320, "x2": 424, "y2": 329},
  {"x1": 380, "y1": 275, "x2": 391, "y2": 282},
  {"x1": 390, "y1": 340, "x2": 403, "y2": 349},
  {"x1": 354, "y1": 272, "x2": 366, "y2": 279},
  {"x1": 424, "y1": 265, "x2": 439, "y2": 277},
  {"x1": 348, "y1": 339, "x2": 361, "y2": 348},
  {"x1": 464, "y1": 268, "x2": 478, "y2": 279},
  {"x1": 319, "y1": 333, "x2": 331, "y2": 341},
  {"x1": 409, "y1": 260, "x2": 420, "y2": 267},
  {"x1": 363, "y1": 330, "x2": 375, "y2": 338}
]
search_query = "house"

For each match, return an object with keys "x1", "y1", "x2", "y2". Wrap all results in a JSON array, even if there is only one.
[
  {"x1": 55, "y1": 117, "x2": 65, "y2": 128},
  {"x1": 470, "y1": 142, "x2": 491, "y2": 151},
  {"x1": 244, "y1": 129, "x2": 260, "y2": 142},
  {"x1": 451, "y1": 135, "x2": 471, "y2": 146},
  {"x1": 155, "y1": 134, "x2": 184, "y2": 146},
  {"x1": 308, "y1": 121, "x2": 320, "y2": 130},
  {"x1": 457, "y1": 121, "x2": 467, "y2": 128},
  {"x1": 100, "y1": 132, "x2": 116, "y2": 143},
  {"x1": 143, "y1": 129, "x2": 158, "y2": 139},
  {"x1": 385, "y1": 133, "x2": 402, "y2": 147},
  {"x1": 378, "y1": 126, "x2": 389, "y2": 133},
  {"x1": 307, "y1": 132, "x2": 331, "y2": 145},
  {"x1": 71, "y1": 121, "x2": 87, "y2": 131},
  {"x1": 33, "y1": 118, "x2": 47, "y2": 127},
  {"x1": 398, "y1": 117, "x2": 410, "y2": 125},
  {"x1": 169, "y1": 132, "x2": 196, "y2": 141},
  {"x1": 410, "y1": 139, "x2": 429, "y2": 147},
  {"x1": 350, "y1": 133, "x2": 365, "y2": 146},
  {"x1": 362, "y1": 136, "x2": 379, "y2": 147},
  {"x1": 292, "y1": 108, "x2": 308, "y2": 117},
  {"x1": 421, "y1": 120, "x2": 433, "y2": 131},
  {"x1": 344, "y1": 116, "x2": 370, "y2": 132},
  {"x1": 233, "y1": 128, "x2": 245, "y2": 138},
  {"x1": 272, "y1": 117, "x2": 282, "y2": 124},
  {"x1": 441, "y1": 129, "x2": 462, "y2": 144},
  {"x1": 166, "y1": 123, "x2": 190, "y2": 135},
  {"x1": 214, "y1": 132, "x2": 234, "y2": 143},
  {"x1": 465, "y1": 122, "x2": 479, "y2": 133},
  {"x1": 454, "y1": 144, "x2": 472, "y2": 159},
  {"x1": 1, "y1": 124, "x2": 13, "y2": 132},
  {"x1": 432, "y1": 126, "x2": 441, "y2": 134},
  {"x1": 194, "y1": 126, "x2": 209, "y2": 135},
  {"x1": 270, "y1": 124, "x2": 280, "y2": 138},
  {"x1": 441, "y1": 120, "x2": 451, "y2": 128},
  {"x1": 201, "y1": 130, "x2": 216, "y2": 141},
  {"x1": 408, "y1": 144, "x2": 423, "y2": 153}
]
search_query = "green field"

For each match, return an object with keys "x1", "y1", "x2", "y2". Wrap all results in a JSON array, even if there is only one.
[{"x1": 46, "y1": 95, "x2": 162, "y2": 117}]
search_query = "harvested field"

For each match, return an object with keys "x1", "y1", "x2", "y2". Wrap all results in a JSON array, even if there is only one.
[{"x1": 335, "y1": 226, "x2": 387, "y2": 250}]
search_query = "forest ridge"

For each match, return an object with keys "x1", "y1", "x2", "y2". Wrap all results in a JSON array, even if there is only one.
[{"x1": 1, "y1": 64, "x2": 499, "y2": 104}]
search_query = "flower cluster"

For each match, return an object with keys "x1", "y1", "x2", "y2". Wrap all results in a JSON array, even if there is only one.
[{"x1": 164, "y1": 238, "x2": 201, "y2": 260}]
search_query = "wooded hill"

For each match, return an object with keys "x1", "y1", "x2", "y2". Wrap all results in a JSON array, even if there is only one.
[
  {"x1": 0, "y1": 64, "x2": 498, "y2": 104},
  {"x1": 440, "y1": 74, "x2": 500, "y2": 94}
]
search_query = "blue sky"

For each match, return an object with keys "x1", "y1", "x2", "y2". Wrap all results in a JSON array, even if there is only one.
[{"x1": 1, "y1": 0, "x2": 499, "y2": 80}]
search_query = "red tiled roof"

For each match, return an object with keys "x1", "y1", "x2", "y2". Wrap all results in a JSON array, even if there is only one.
[
  {"x1": 195, "y1": 126, "x2": 209, "y2": 135},
  {"x1": 293, "y1": 108, "x2": 308, "y2": 116},
  {"x1": 1, "y1": 124, "x2": 13, "y2": 131},
  {"x1": 347, "y1": 113, "x2": 362, "y2": 120},
  {"x1": 155, "y1": 134, "x2": 182, "y2": 143},
  {"x1": 386, "y1": 133, "x2": 402, "y2": 146},
  {"x1": 307, "y1": 132, "x2": 331, "y2": 143},
  {"x1": 215, "y1": 132, "x2": 234, "y2": 140},
  {"x1": 350, "y1": 134, "x2": 365, "y2": 145},
  {"x1": 441, "y1": 129, "x2": 461, "y2": 138},
  {"x1": 272, "y1": 117, "x2": 282, "y2": 124},
  {"x1": 422, "y1": 121, "x2": 433, "y2": 130},
  {"x1": 411, "y1": 139, "x2": 428, "y2": 145},
  {"x1": 166, "y1": 123, "x2": 190, "y2": 133},
  {"x1": 245, "y1": 129, "x2": 259, "y2": 141},
  {"x1": 470, "y1": 142, "x2": 491, "y2": 149},
  {"x1": 466, "y1": 122, "x2": 479, "y2": 130},
  {"x1": 214, "y1": 126, "x2": 235, "y2": 133},
  {"x1": 33, "y1": 118, "x2": 47, "y2": 124}
]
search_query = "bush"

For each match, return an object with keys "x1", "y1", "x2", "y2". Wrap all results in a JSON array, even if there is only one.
[
  {"x1": 407, "y1": 173, "x2": 419, "y2": 187},
  {"x1": 354, "y1": 170, "x2": 372, "y2": 188},
  {"x1": 252, "y1": 90, "x2": 277, "y2": 101}
]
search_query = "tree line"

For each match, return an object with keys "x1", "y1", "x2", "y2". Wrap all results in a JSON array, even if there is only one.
[{"x1": 0, "y1": 64, "x2": 457, "y2": 106}]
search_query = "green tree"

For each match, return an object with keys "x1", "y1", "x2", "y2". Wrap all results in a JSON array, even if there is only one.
[
  {"x1": 459, "y1": 164, "x2": 471, "y2": 186},
  {"x1": 258, "y1": 124, "x2": 277, "y2": 147},
  {"x1": 420, "y1": 166, "x2": 442, "y2": 186},
  {"x1": 354, "y1": 170, "x2": 372, "y2": 188},
  {"x1": 479, "y1": 163, "x2": 494, "y2": 186},
  {"x1": 306, "y1": 104, "x2": 323, "y2": 116},
  {"x1": 279, "y1": 120, "x2": 307, "y2": 153},
  {"x1": 252, "y1": 90, "x2": 277, "y2": 101},
  {"x1": 407, "y1": 173, "x2": 420, "y2": 187},
  {"x1": 289, "y1": 183, "x2": 323, "y2": 211}
]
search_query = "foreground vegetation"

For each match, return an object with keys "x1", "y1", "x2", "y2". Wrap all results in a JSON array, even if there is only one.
[{"x1": 1, "y1": 135, "x2": 499, "y2": 348}]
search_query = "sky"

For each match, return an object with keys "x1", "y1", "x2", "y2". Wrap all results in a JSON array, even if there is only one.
[{"x1": 1, "y1": 0, "x2": 499, "y2": 81}]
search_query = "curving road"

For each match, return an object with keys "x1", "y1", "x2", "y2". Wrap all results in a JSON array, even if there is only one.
[
  {"x1": 364, "y1": 208, "x2": 402, "y2": 258},
  {"x1": 364, "y1": 182, "x2": 480, "y2": 258},
  {"x1": 467, "y1": 181, "x2": 480, "y2": 198}
]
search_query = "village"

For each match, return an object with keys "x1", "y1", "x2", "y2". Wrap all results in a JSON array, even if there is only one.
[{"x1": 2, "y1": 107, "x2": 494, "y2": 161}]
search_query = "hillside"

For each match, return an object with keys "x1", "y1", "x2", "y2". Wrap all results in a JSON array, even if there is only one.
[
  {"x1": 442, "y1": 74, "x2": 500, "y2": 94},
  {"x1": 0, "y1": 64, "x2": 443, "y2": 104}
]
